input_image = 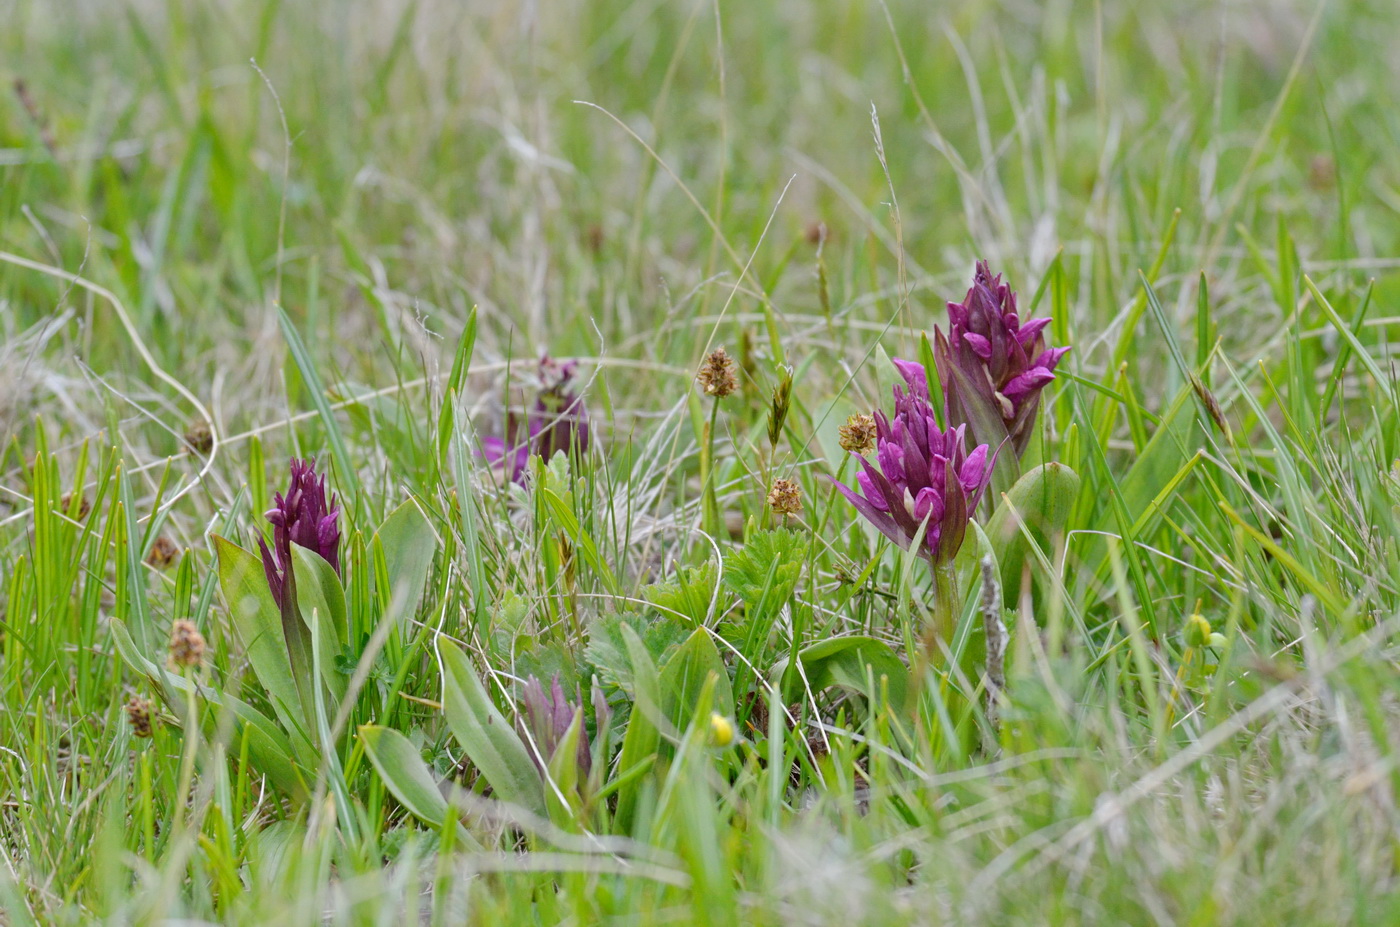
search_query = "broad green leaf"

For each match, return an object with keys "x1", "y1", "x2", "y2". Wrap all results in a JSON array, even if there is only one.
[
  {"x1": 981, "y1": 462, "x2": 1081, "y2": 598},
  {"x1": 613, "y1": 622, "x2": 663, "y2": 831},
  {"x1": 544, "y1": 708, "x2": 585, "y2": 830},
  {"x1": 438, "y1": 638, "x2": 545, "y2": 816},
  {"x1": 659, "y1": 628, "x2": 734, "y2": 723},
  {"x1": 214, "y1": 536, "x2": 306, "y2": 731},
  {"x1": 772, "y1": 636, "x2": 908, "y2": 709},
  {"x1": 359, "y1": 725, "x2": 473, "y2": 844},
  {"x1": 291, "y1": 545, "x2": 348, "y2": 706},
  {"x1": 375, "y1": 498, "x2": 438, "y2": 631}
]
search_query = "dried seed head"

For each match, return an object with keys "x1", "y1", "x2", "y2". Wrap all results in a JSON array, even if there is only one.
[
  {"x1": 145, "y1": 536, "x2": 180, "y2": 569},
  {"x1": 767, "y1": 478, "x2": 802, "y2": 516},
  {"x1": 184, "y1": 420, "x2": 214, "y2": 455},
  {"x1": 60, "y1": 493, "x2": 91, "y2": 520},
  {"x1": 169, "y1": 619, "x2": 206, "y2": 668},
  {"x1": 838, "y1": 413, "x2": 878, "y2": 455},
  {"x1": 125, "y1": 696, "x2": 153, "y2": 738},
  {"x1": 696, "y1": 347, "x2": 738, "y2": 398}
]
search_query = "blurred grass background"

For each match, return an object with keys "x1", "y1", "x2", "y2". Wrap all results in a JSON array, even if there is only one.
[{"x1": 4, "y1": 0, "x2": 1400, "y2": 923}]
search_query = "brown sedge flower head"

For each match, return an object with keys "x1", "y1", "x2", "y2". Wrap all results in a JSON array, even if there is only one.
[
  {"x1": 145, "y1": 536, "x2": 180, "y2": 569},
  {"x1": 125, "y1": 696, "x2": 154, "y2": 738},
  {"x1": 169, "y1": 619, "x2": 206, "y2": 668},
  {"x1": 184, "y1": 419, "x2": 214, "y2": 455},
  {"x1": 838, "y1": 413, "x2": 878, "y2": 456},
  {"x1": 767, "y1": 478, "x2": 802, "y2": 516},
  {"x1": 696, "y1": 347, "x2": 738, "y2": 398},
  {"x1": 60, "y1": 493, "x2": 91, "y2": 520}
]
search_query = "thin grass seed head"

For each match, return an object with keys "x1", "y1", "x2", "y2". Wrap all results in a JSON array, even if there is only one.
[
  {"x1": 831, "y1": 364, "x2": 992, "y2": 565},
  {"x1": 257, "y1": 458, "x2": 341, "y2": 609},
  {"x1": 767, "y1": 365, "x2": 794, "y2": 447},
  {"x1": 696, "y1": 347, "x2": 738, "y2": 398},
  {"x1": 934, "y1": 261, "x2": 1069, "y2": 457}
]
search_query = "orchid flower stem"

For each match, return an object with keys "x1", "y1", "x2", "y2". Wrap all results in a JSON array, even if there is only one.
[{"x1": 908, "y1": 559, "x2": 960, "y2": 713}]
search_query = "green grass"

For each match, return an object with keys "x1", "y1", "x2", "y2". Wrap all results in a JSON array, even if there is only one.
[{"x1": 3, "y1": 0, "x2": 1400, "y2": 922}]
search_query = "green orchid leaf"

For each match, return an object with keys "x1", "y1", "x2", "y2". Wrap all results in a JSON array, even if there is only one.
[{"x1": 438, "y1": 638, "x2": 546, "y2": 816}]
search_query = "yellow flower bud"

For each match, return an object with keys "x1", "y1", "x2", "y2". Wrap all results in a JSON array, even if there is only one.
[
  {"x1": 709, "y1": 712, "x2": 736, "y2": 747},
  {"x1": 1184, "y1": 613, "x2": 1212, "y2": 648}
]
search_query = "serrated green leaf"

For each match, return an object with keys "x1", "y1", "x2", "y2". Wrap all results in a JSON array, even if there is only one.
[
  {"x1": 585, "y1": 612, "x2": 688, "y2": 695},
  {"x1": 771, "y1": 636, "x2": 908, "y2": 710},
  {"x1": 642, "y1": 562, "x2": 717, "y2": 625}
]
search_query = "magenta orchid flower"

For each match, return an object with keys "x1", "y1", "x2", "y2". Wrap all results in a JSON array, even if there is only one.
[
  {"x1": 258, "y1": 458, "x2": 341, "y2": 609},
  {"x1": 831, "y1": 364, "x2": 993, "y2": 565},
  {"x1": 935, "y1": 261, "x2": 1069, "y2": 458},
  {"x1": 483, "y1": 355, "x2": 591, "y2": 483}
]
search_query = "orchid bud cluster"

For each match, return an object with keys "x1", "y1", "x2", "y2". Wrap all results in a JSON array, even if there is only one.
[{"x1": 484, "y1": 355, "x2": 592, "y2": 484}]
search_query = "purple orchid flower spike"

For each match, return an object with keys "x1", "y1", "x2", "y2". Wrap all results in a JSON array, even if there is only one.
[
  {"x1": 518, "y1": 674, "x2": 592, "y2": 782},
  {"x1": 483, "y1": 355, "x2": 591, "y2": 483},
  {"x1": 258, "y1": 458, "x2": 341, "y2": 609},
  {"x1": 935, "y1": 261, "x2": 1069, "y2": 458},
  {"x1": 831, "y1": 367, "x2": 993, "y2": 565}
]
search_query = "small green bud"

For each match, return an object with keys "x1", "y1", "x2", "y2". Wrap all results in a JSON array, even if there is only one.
[{"x1": 1184, "y1": 613, "x2": 1212, "y2": 648}]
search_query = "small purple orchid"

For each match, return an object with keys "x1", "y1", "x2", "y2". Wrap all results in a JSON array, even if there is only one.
[
  {"x1": 518, "y1": 674, "x2": 596, "y2": 782},
  {"x1": 483, "y1": 356, "x2": 591, "y2": 483},
  {"x1": 258, "y1": 458, "x2": 341, "y2": 609},
  {"x1": 832, "y1": 365, "x2": 993, "y2": 565},
  {"x1": 935, "y1": 261, "x2": 1069, "y2": 458}
]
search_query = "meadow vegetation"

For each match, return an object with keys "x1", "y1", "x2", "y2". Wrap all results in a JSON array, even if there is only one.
[{"x1": 3, "y1": 0, "x2": 1400, "y2": 923}]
